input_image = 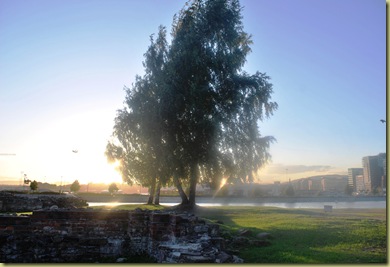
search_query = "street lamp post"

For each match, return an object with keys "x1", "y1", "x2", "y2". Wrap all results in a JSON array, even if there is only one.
[{"x1": 286, "y1": 168, "x2": 288, "y2": 182}]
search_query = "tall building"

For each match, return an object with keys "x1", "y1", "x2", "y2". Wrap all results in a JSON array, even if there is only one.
[
  {"x1": 362, "y1": 153, "x2": 386, "y2": 192},
  {"x1": 379, "y1": 153, "x2": 387, "y2": 190},
  {"x1": 355, "y1": 174, "x2": 366, "y2": 193},
  {"x1": 321, "y1": 176, "x2": 348, "y2": 192},
  {"x1": 348, "y1": 168, "x2": 363, "y2": 192}
]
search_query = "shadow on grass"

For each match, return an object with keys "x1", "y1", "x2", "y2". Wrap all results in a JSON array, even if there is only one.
[
  {"x1": 187, "y1": 206, "x2": 387, "y2": 264},
  {"x1": 238, "y1": 226, "x2": 386, "y2": 263}
]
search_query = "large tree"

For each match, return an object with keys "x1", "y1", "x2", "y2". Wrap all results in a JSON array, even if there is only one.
[
  {"x1": 108, "y1": 182, "x2": 119, "y2": 195},
  {"x1": 162, "y1": 0, "x2": 277, "y2": 207},
  {"x1": 106, "y1": 26, "x2": 170, "y2": 204},
  {"x1": 30, "y1": 180, "x2": 38, "y2": 192},
  {"x1": 70, "y1": 180, "x2": 81, "y2": 193},
  {"x1": 106, "y1": 0, "x2": 277, "y2": 208}
]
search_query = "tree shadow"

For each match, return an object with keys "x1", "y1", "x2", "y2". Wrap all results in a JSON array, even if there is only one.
[
  {"x1": 167, "y1": 205, "x2": 386, "y2": 264},
  {"x1": 240, "y1": 227, "x2": 386, "y2": 263}
]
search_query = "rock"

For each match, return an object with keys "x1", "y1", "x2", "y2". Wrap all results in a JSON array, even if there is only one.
[
  {"x1": 208, "y1": 224, "x2": 219, "y2": 236},
  {"x1": 184, "y1": 255, "x2": 214, "y2": 263},
  {"x1": 116, "y1": 257, "x2": 127, "y2": 263},
  {"x1": 200, "y1": 233, "x2": 210, "y2": 241},
  {"x1": 232, "y1": 255, "x2": 244, "y2": 263},
  {"x1": 237, "y1": 228, "x2": 252, "y2": 236},
  {"x1": 215, "y1": 251, "x2": 231, "y2": 263},
  {"x1": 210, "y1": 237, "x2": 225, "y2": 250},
  {"x1": 0, "y1": 193, "x2": 87, "y2": 212},
  {"x1": 194, "y1": 225, "x2": 208, "y2": 233},
  {"x1": 232, "y1": 236, "x2": 248, "y2": 246},
  {"x1": 256, "y1": 232, "x2": 272, "y2": 239},
  {"x1": 60, "y1": 230, "x2": 68, "y2": 236},
  {"x1": 50, "y1": 205, "x2": 58, "y2": 210},
  {"x1": 172, "y1": 252, "x2": 181, "y2": 258},
  {"x1": 43, "y1": 226, "x2": 53, "y2": 232},
  {"x1": 161, "y1": 234, "x2": 171, "y2": 242},
  {"x1": 51, "y1": 235, "x2": 63, "y2": 243}
]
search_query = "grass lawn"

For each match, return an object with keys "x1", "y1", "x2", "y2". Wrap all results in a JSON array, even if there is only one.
[
  {"x1": 98, "y1": 204, "x2": 387, "y2": 264},
  {"x1": 194, "y1": 206, "x2": 387, "y2": 263}
]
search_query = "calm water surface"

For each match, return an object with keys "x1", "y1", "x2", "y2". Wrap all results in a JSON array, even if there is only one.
[{"x1": 88, "y1": 200, "x2": 386, "y2": 209}]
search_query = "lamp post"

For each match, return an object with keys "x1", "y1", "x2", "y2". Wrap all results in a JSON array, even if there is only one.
[{"x1": 20, "y1": 171, "x2": 23, "y2": 190}]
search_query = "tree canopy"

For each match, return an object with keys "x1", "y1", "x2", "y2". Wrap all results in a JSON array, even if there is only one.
[
  {"x1": 30, "y1": 180, "x2": 38, "y2": 192},
  {"x1": 70, "y1": 180, "x2": 81, "y2": 193},
  {"x1": 106, "y1": 0, "x2": 277, "y2": 208},
  {"x1": 108, "y1": 183, "x2": 119, "y2": 195}
]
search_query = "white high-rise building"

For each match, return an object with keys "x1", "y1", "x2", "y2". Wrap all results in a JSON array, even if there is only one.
[
  {"x1": 362, "y1": 153, "x2": 386, "y2": 192},
  {"x1": 348, "y1": 168, "x2": 363, "y2": 192}
]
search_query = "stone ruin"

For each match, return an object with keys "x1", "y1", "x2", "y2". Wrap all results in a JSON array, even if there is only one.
[
  {"x1": 0, "y1": 191, "x2": 88, "y2": 212},
  {"x1": 0, "y1": 208, "x2": 243, "y2": 263}
]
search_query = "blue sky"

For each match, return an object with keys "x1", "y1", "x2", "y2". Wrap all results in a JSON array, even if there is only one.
[{"x1": 0, "y1": 0, "x2": 386, "y2": 185}]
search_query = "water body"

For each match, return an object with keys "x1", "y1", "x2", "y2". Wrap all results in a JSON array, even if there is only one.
[{"x1": 88, "y1": 200, "x2": 386, "y2": 209}]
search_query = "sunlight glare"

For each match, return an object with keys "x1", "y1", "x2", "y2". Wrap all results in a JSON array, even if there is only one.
[
  {"x1": 212, "y1": 177, "x2": 227, "y2": 198},
  {"x1": 17, "y1": 108, "x2": 124, "y2": 186}
]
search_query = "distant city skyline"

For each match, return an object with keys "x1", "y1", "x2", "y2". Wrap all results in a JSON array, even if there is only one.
[
  {"x1": 0, "y1": 0, "x2": 386, "y2": 185},
  {"x1": 0, "y1": 151, "x2": 385, "y2": 187}
]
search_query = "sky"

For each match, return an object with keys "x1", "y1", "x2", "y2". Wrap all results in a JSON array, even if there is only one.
[{"x1": 0, "y1": 0, "x2": 386, "y2": 186}]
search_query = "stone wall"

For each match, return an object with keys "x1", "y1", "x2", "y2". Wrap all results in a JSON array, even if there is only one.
[
  {"x1": 0, "y1": 208, "x2": 242, "y2": 263},
  {"x1": 0, "y1": 191, "x2": 88, "y2": 212}
]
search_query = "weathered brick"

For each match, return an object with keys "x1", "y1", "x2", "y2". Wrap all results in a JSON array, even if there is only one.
[{"x1": 0, "y1": 209, "x2": 242, "y2": 263}]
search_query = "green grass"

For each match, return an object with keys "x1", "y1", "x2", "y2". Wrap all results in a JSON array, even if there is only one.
[
  {"x1": 192, "y1": 206, "x2": 387, "y2": 263},
  {"x1": 90, "y1": 203, "x2": 166, "y2": 211}
]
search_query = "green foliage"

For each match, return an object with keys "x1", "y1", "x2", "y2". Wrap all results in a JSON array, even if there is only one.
[
  {"x1": 29, "y1": 180, "x2": 38, "y2": 192},
  {"x1": 105, "y1": 26, "x2": 170, "y2": 205},
  {"x1": 106, "y1": 0, "x2": 277, "y2": 207},
  {"x1": 70, "y1": 180, "x2": 81, "y2": 193},
  {"x1": 165, "y1": 0, "x2": 277, "y2": 201},
  {"x1": 108, "y1": 183, "x2": 119, "y2": 195}
]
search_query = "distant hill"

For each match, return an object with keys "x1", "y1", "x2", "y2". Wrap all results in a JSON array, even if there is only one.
[{"x1": 288, "y1": 174, "x2": 348, "y2": 184}]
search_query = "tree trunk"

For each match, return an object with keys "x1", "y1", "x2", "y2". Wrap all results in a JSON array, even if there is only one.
[
  {"x1": 173, "y1": 172, "x2": 189, "y2": 205},
  {"x1": 188, "y1": 163, "x2": 198, "y2": 207},
  {"x1": 147, "y1": 178, "x2": 156, "y2": 205},
  {"x1": 153, "y1": 179, "x2": 161, "y2": 205}
]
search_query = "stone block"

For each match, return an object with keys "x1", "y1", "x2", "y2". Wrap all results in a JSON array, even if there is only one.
[
  {"x1": 211, "y1": 237, "x2": 225, "y2": 249},
  {"x1": 183, "y1": 255, "x2": 214, "y2": 263},
  {"x1": 256, "y1": 232, "x2": 272, "y2": 239},
  {"x1": 215, "y1": 251, "x2": 231, "y2": 263},
  {"x1": 150, "y1": 213, "x2": 170, "y2": 223},
  {"x1": 237, "y1": 228, "x2": 252, "y2": 236}
]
